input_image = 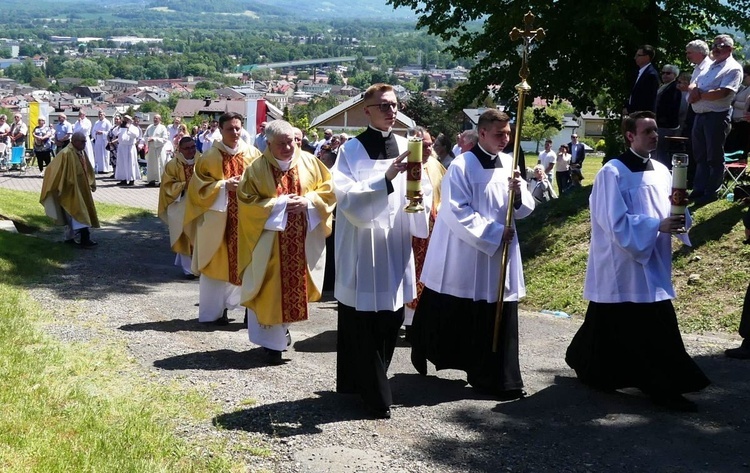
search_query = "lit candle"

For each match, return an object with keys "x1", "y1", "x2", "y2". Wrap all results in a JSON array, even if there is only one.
[
  {"x1": 670, "y1": 153, "x2": 689, "y2": 217},
  {"x1": 404, "y1": 131, "x2": 424, "y2": 213}
]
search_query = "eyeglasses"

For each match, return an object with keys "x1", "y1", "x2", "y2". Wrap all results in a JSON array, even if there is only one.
[
  {"x1": 366, "y1": 102, "x2": 398, "y2": 113},
  {"x1": 712, "y1": 43, "x2": 730, "y2": 50}
]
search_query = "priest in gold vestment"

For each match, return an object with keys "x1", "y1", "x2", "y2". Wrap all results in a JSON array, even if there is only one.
[
  {"x1": 238, "y1": 120, "x2": 335, "y2": 364},
  {"x1": 158, "y1": 136, "x2": 200, "y2": 279},
  {"x1": 39, "y1": 131, "x2": 99, "y2": 248},
  {"x1": 184, "y1": 112, "x2": 262, "y2": 325}
]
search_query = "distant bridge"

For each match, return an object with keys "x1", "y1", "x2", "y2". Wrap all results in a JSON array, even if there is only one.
[{"x1": 237, "y1": 56, "x2": 376, "y2": 73}]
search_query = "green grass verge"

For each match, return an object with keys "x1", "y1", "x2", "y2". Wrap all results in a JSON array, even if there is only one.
[
  {"x1": 517, "y1": 155, "x2": 750, "y2": 333},
  {"x1": 0, "y1": 189, "x2": 268, "y2": 471},
  {"x1": 0, "y1": 188, "x2": 153, "y2": 234}
]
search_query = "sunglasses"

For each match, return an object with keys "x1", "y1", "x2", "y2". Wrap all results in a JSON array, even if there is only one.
[
  {"x1": 366, "y1": 102, "x2": 398, "y2": 113},
  {"x1": 712, "y1": 43, "x2": 730, "y2": 49}
]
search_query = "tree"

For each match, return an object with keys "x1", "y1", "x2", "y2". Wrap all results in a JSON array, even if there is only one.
[
  {"x1": 521, "y1": 100, "x2": 574, "y2": 152},
  {"x1": 327, "y1": 71, "x2": 343, "y2": 85},
  {"x1": 402, "y1": 92, "x2": 433, "y2": 128},
  {"x1": 387, "y1": 0, "x2": 750, "y2": 154},
  {"x1": 421, "y1": 74, "x2": 430, "y2": 91}
]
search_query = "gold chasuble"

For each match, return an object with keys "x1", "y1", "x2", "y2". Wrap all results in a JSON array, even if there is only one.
[
  {"x1": 406, "y1": 156, "x2": 445, "y2": 310},
  {"x1": 157, "y1": 151, "x2": 199, "y2": 256},
  {"x1": 39, "y1": 144, "x2": 100, "y2": 228},
  {"x1": 184, "y1": 141, "x2": 261, "y2": 284},
  {"x1": 237, "y1": 149, "x2": 335, "y2": 326}
]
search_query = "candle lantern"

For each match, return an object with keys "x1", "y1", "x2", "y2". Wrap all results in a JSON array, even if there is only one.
[
  {"x1": 404, "y1": 128, "x2": 424, "y2": 213},
  {"x1": 670, "y1": 152, "x2": 689, "y2": 232}
]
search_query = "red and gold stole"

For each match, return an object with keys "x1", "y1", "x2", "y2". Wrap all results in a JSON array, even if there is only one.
[
  {"x1": 406, "y1": 205, "x2": 437, "y2": 310},
  {"x1": 183, "y1": 162, "x2": 194, "y2": 186},
  {"x1": 222, "y1": 150, "x2": 245, "y2": 285},
  {"x1": 272, "y1": 164, "x2": 308, "y2": 323}
]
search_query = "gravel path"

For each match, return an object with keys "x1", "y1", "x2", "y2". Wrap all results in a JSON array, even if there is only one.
[{"x1": 27, "y1": 215, "x2": 750, "y2": 472}]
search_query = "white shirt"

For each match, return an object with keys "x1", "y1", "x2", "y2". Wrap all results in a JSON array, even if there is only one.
[
  {"x1": 538, "y1": 150, "x2": 556, "y2": 174},
  {"x1": 420, "y1": 151, "x2": 535, "y2": 302},
  {"x1": 692, "y1": 55, "x2": 743, "y2": 113},
  {"x1": 555, "y1": 152, "x2": 571, "y2": 173}
]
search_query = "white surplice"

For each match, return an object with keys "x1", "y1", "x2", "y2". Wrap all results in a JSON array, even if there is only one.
[
  {"x1": 115, "y1": 124, "x2": 141, "y2": 182},
  {"x1": 73, "y1": 118, "x2": 95, "y2": 168},
  {"x1": 91, "y1": 118, "x2": 112, "y2": 173},
  {"x1": 420, "y1": 151, "x2": 535, "y2": 302},
  {"x1": 332, "y1": 134, "x2": 428, "y2": 312},
  {"x1": 584, "y1": 156, "x2": 691, "y2": 303},
  {"x1": 144, "y1": 123, "x2": 169, "y2": 182}
]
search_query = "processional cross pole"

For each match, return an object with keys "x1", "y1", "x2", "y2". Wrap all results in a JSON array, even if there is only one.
[{"x1": 493, "y1": 11, "x2": 545, "y2": 352}]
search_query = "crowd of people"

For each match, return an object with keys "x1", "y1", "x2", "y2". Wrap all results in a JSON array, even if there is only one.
[{"x1": 31, "y1": 30, "x2": 750, "y2": 418}]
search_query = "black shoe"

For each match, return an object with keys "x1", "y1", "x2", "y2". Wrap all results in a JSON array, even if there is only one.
[
  {"x1": 411, "y1": 350, "x2": 427, "y2": 376},
  {"x1": 213, "y1": 309, "x2": 230, "y2": 326},
  {"x1": 693, "y1": 194, "x2": 717, "y2": 206},
  {"x1": 494, "y1": 389, "x2": 527, "y2": 401},
  {"x1": 651, "y1": 393, "x2": 698, "y2": 412},
  {"x1": 116, "y1": 180, "x2": 127, "y2": 186},
  {"x1": 145, "y1": 181, "x2": 156, "y2": 187},
  {"x1": 63, "y1": 238, "x2": 79, "y2": 247},
  {"x1": 263, "y1": 348, "x2": 284, "y2": 365},
  {"x1": 243, "y1": 310, "x2": 248, "y2": 325},
  {"x1": 368, "y1": 407, "x2": 391, "y2": 419},
  {"x1": 725, "y1": 345, "x2": 750, "y2": 359},
  {"x1": 126, "y1": 181, "x2": 134, "y2": 186},
  {"x1": 286, "y1": 329, "x2": 292, "y2": 347},
  {"x1": 184, "y1": 273, "x2": 198, "y2": 280},
  {"x1": 80, "y1": 240, "x2": 98, "y2": 248}
]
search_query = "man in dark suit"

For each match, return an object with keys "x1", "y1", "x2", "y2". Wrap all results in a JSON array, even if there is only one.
[
  {"x1": 567, "y1": 133, "x2": 586, "y2": 185},
  {"x1": 624, "y1": 44, "x2": 660, "y2": 114}
]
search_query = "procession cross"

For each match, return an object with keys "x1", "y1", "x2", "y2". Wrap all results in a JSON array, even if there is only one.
[
  {"x1": 492, "y1": 11, "x2": 545, "y2": 352},
  {"x1": 509, "y1": 12, "x2": 545, "y2": 83}
]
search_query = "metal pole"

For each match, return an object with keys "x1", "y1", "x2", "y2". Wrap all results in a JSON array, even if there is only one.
[{"x1": 492, "y1": 12, "x2": 544, "y2": 352}]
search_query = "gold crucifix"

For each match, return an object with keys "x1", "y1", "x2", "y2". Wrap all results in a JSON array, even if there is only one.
[{"x1": 509, "y1": 11, "x2": 545, "y2": 82}]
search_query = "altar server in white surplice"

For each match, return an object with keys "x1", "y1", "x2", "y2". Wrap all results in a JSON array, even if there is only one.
[
  {"x1": 410, "y1": 109, "x2": 535, "y2": 402},
  {"x1": 332, "y1": 83, "x2": 428, "y2": 419}
]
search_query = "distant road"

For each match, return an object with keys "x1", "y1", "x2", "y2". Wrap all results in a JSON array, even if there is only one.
[{"x1": 238, "y1": 56, "x2": 376, "y2": 72}]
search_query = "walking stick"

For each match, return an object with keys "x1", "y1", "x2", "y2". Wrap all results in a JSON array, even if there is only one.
[{"x1": 493, "y1": 12, "x2": 545, "y2": 352}]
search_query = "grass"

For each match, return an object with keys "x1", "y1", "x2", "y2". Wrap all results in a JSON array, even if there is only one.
[
  {"x1": 0, "y1": 188, "x2": 153, "y2": 235},
  {"x1": 0, "y1": 189, "x2": 268, "y2": 472},
  {"x1": 517, "y1": 155, "x2": 750, "y2": 333}
]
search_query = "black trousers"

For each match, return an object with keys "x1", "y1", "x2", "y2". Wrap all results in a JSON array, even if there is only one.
[
  {"x1": 35, "y1": 150, "x2": 52, "y2": 171},
  {"x1": 739, "y1": 282, "x2": 750, "y2": 341},
  {"x1": 336, "y1": 302, "x2": 403, "y2": 411}
]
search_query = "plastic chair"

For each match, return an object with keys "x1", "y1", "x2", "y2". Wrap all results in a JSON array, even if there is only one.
[
  {"x1": 8, "y1": 146, "x2": 27, "y2": 174},
  {"x1": 720, "y1": 150, "x2": 749, "y2": 197}
]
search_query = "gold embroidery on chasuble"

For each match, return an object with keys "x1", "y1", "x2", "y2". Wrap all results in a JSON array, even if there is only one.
[
  {"x1": 183, "y1": 163, "x2": 194, "y2": 185},
  {"x1": 272, "y1": 165, "x2": 308, "y2": 323},
  {"x1": 222, "y1": 151, "x2": 245, "y2": 285}
]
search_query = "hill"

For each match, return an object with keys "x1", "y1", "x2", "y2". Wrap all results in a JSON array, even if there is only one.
[{"x1": 517, "y1": 158, "x2": 749, "y2": 334}]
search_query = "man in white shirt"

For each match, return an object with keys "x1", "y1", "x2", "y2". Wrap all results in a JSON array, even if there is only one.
[
  {"x1": 537, "y1": 139, "x2": 556, "y2": 182},
  {"x1": 688, "y1": 34, "x2": 744, "y2": 204}
]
